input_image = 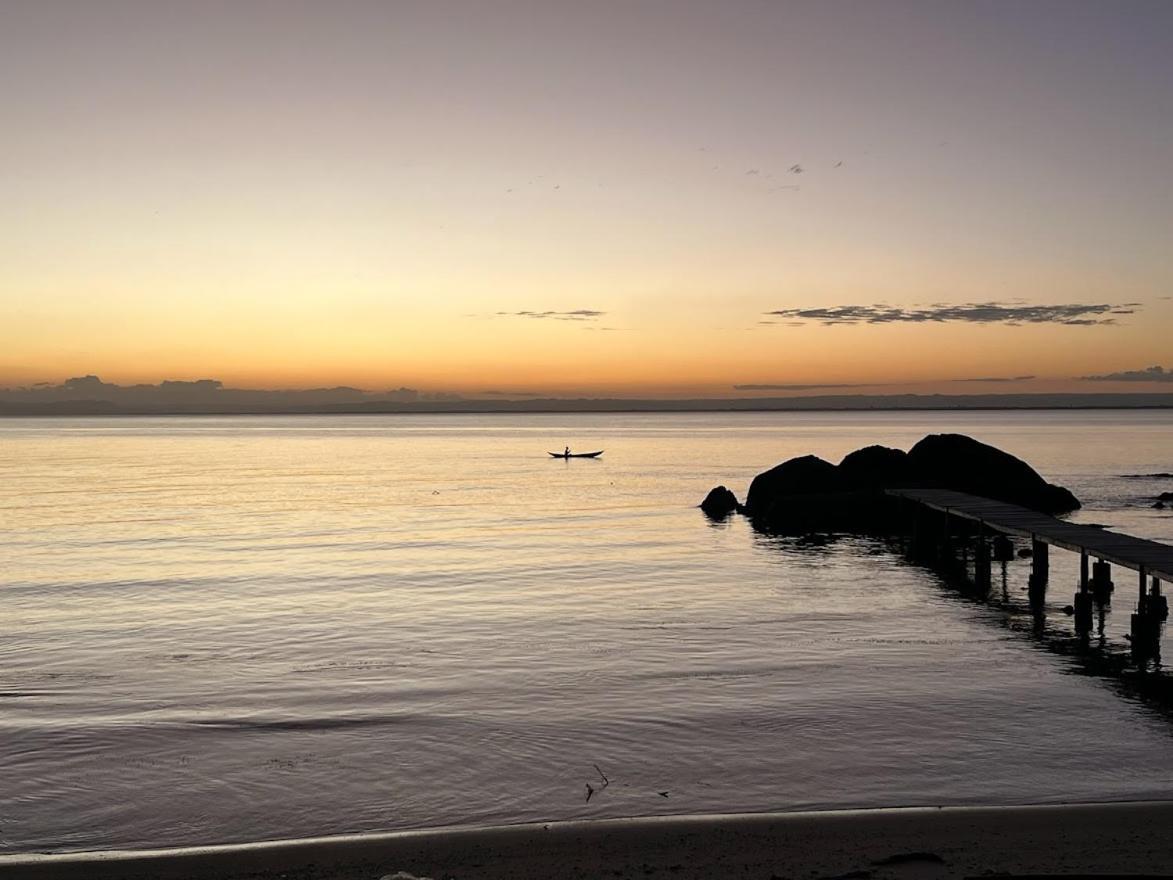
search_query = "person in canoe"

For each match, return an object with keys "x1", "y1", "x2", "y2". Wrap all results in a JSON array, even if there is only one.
[{"x1": 564, "y1": 446, "x2": 570, "y2": 457}]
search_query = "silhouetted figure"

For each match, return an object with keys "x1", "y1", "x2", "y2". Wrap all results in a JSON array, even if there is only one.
[{"x1": 564, "y1": 446, "x2": 570, "y2": 457}]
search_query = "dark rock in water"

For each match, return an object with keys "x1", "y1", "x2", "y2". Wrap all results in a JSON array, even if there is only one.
[
  {"x1": 1155, "y1": 501, "x2": 1166, "y2": 510},
  {"x1": 1158, "y1": 492, "x2": 1173, "y2": 502},
  {"x1": 740, "y1": 432, "x2": 1080, "y2": 535},
  {"x1": 745, "y1": 455, "x2": 842, "y2": 515},
  {"x1": 1062, "y1": 605, "x2": 1076, "y2": 615},
  {"x1": 1017, "y1": 547, "x2": 1034, "y2": 558},
  {"x1": 700, "y1": 485, "x2": 739, "y2": 518},
  {"x1": 838, "y1": 445, "x2": 913, "y2": 489},
  {"x1": 759, "y1": 489, "x2": 893, "y2": 534},
  {"x1": 906, "y1": 433, "x2": 1080, "y2": 514}
]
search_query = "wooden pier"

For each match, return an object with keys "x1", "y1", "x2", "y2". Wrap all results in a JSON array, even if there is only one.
[{"x1": 888, "y1": 488, "x2": 1171, "y2": 653}]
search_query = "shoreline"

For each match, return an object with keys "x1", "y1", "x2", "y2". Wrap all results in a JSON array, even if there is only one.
[{"x1": 6, "y1": 801, "x2": 1173, "y2": 879}]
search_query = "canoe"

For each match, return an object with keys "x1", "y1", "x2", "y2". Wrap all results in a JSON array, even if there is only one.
[{"x1": 548, "y1": 451, "x2": 604, "y2": 458}]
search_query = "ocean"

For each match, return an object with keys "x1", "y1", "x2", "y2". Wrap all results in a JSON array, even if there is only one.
[{"x1": 1, "y1": 410, "x2": 1171, "y2": 854}]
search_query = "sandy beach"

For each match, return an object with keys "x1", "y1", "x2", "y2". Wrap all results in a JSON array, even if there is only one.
[{"x1": 4, "y1": 801, "x2": 1173, "y2": 880}]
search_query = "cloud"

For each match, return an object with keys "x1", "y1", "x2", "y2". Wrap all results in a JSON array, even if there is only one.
[
  {"x1": 492, "y1": 309, "x2": 605, "y2": 321},
  {"x1": 949, "y1": 375, "x2": 1036, "y2": 383},
  {"x1": 1081, "y1": 365, "x2": 1173, "y2": 383},
  {"x1": 764, "y1": 302, "x2": 1137, "y2": 326}
]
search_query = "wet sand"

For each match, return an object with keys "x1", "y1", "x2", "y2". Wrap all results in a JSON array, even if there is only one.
[{"x1": 4, "y1": 801, "x2": 1173, "y2": 880}]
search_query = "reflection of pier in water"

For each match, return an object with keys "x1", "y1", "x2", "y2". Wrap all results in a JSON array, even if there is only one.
[
  {"x1": 922, "y1": 537, "x2": 1173, "y2": 719},
  {"x1": 889, "y1": 488, "x2": 1172, "y2": 677}
]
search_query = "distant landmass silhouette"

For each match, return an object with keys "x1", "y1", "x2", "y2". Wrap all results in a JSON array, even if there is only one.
[{"x1": 2, "y1": 376, "x2": 1173, "y2": 415}]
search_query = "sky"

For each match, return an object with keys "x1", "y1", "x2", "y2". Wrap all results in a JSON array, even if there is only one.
[{"x1": 2, "y1": 0, "x2": 1171, "y2": 398}]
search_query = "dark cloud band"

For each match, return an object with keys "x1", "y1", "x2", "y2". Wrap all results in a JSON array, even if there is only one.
[{"x1": 764, "y1": 302, "x2": 1138, "y2": 326}]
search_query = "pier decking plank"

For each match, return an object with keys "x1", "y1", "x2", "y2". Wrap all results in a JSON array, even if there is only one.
[{"x1": 887, "y1": 488, "x2": 1173, "y2": 582}]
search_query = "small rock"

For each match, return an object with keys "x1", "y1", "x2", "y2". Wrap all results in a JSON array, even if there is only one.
[{"x1": 700, "y1": 485, "x2": 739, "y2": 518}]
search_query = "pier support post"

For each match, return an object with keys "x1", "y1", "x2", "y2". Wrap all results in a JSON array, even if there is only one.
[
  {"x1": 1151, "y1": 577, "x2": 1169, "y2": 621},
  {"x1": 1131, "y1": 567, "x2": 1160, "y2": 659},
  {"x1": 1074, "y1": 591, "x2": 1094, "y2": 632},
  {"x1": 1031, "y1": 538, "x2": 1049, "y2": 580},
  {"x1": 1027, "y1": 536, "x2": 1048, "y2": 606},
  {"x1": 1074, "y1": 551, "x2": 1093, "y2": 633},
  {"x1": 939, "y1": 509, "x2": 956, "y2": 570},
  {"x1": 974, "y1": 521, "x2": 991, "y2": 591},
  {"x1": 907, "y1": 505, "x2": 924, "y2": 561},
  {"x1": 1091, "y1": 559, "x2": 1114, "y2": 604},
  {"x1": 1028, "y1": 572, "x2": 1047, "y2": 606}
]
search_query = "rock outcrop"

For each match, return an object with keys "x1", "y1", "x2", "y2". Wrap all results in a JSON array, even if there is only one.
[
  {"x1": 699, "y1": 485, "x2": 740, "y2": 518},
  {"x1": 703, "y1": 433, "x2": 1080, "y2": 534},
  {"x1": 745, "y1": 455, "x2": 842, "y2": 512},
  {"x1": 837, "y1": 445, "x2": 913, "y2": 489},
  {"x1": 904, "y1": 434, "x2": 1080, "y2": 514}
]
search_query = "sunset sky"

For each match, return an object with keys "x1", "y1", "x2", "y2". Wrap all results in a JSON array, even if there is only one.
[{"x1": 3, "y1": 0, "x2": 1171, "y2": 397}]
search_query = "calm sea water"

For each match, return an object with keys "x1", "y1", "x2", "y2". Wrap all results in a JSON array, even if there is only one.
[{"x1": 1, "y1": 411, "x2": 1172, "y2": 854}]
